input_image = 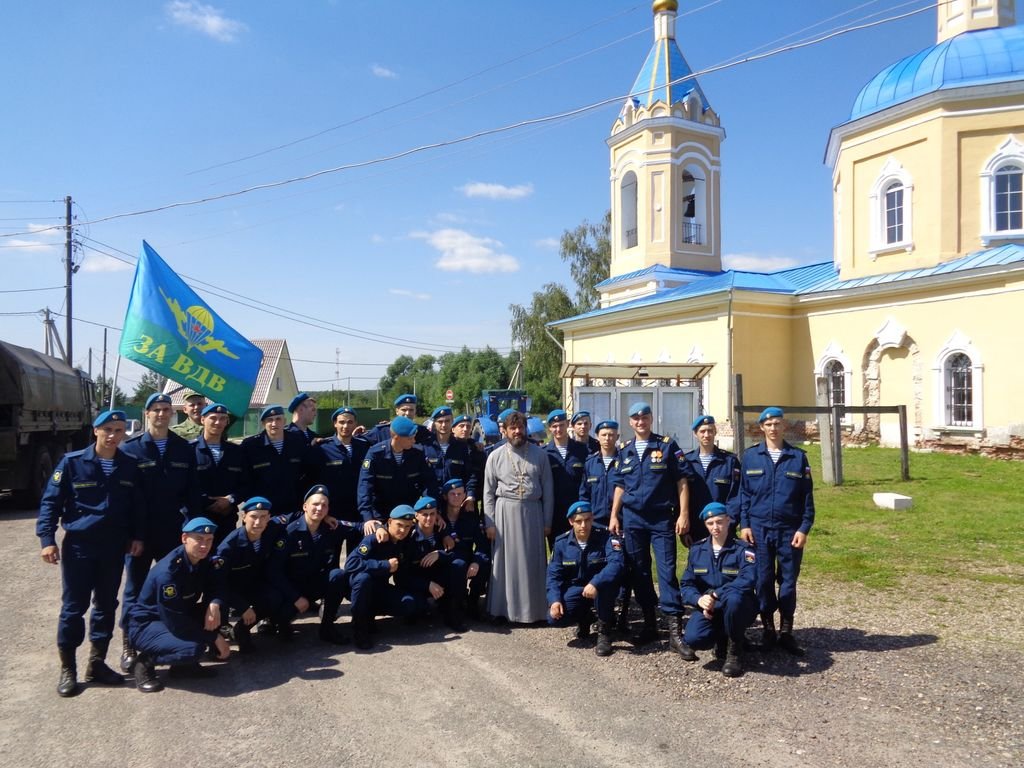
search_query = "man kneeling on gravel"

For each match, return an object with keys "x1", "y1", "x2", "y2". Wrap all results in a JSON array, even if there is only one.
[
  {"x1": 546, "y1": 501, "x2": 624, "y2": 657},
  {"x1": 677, "y1": 502, "x2": 758, "y2": 677}
]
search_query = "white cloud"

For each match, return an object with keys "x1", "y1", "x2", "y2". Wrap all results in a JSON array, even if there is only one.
[
  {"x1": 370, "y1": 234, "x2": 385, "y2": 244},
  {"x1": 371, "y1": 63, "x2": 398, "y2": 79},
  {"x1": 412, "y1": 228, "x2": 520, "y2": 274},
  {"x1": 82, "y1": 253, "x2": 133, "y2": 273},
  {"x1": 433, "y1": 212, "x2": 463, "y2": 224},
  {"x1": 165, "y1": 1, "x2": 247, "y2": 42},
  {"x1": 723, "y1": 252, "x2": 800, "y2": 272},
  {"x1": 534, "y1": 237, "x2": 560, "y2": 250},
  {"x1": 4, "y1": 228, "x2": 62, "y2": 258},
  {"x1": 388, "y1": 288, "x2": 431, "y2": 301},
  {"x1": 459, "y1": 182, "x2": 534, "y2": 200}
]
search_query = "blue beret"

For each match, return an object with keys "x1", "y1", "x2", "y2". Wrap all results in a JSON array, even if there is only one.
[
  {"x1": 527, "y1": 417, "x2": 546, "y2": 436},
  {"x1": 331, "y1": 406, "x2": 356, "y2": 420},
  {"x1": 452, "y1": 414, "x2": 469, "y2": 427},
  {"x1": 93, "y1": 409, "x2": 126, "y2": 428},
  {"x1": 478, "y1": 418, "x2": 500, "y2": 438},
  {"x1": 700, "y1": 502, "x2": 729, "y2": 521},
  {"x1": 202, "y1": 403, "x2": 230, "y2": 417},
  {"x1": 692, "y1": 415, "x2": 716, "y2": 432},
  {"x1": 442, "y1": 478, "x2": 465, "y2": 494},
  {"x1": 628, "y1": 402, "x2": 652, "y2": 417},
  {"x1": 546, "y1": 409, "x2": 568, "y2": 424},
  {"x1": 241, "y1": 497, "x2": 272, "y2": 512},
  {"x1": 389, "y1": 504, "x2": 416, "y2": 520},
  {"x1": 566, "y1": 501, "x2": 592, "y2": 519},
  {"x1": 570, "y1": 411, "x2": 590, "y2": 425},
  {"x1": 394, "y1": 393, "x2": 417, "y2": 408},
  {"x1": 304, "y1": 484, "x2": 329, "y2": 501},
  {"x1": 431, "y1": 405, "x2": 453, "y2": 419},
  {"x1": 595, "y1": 419, "x2": 619, "y2": 432},
  {"x1": 758, "y1": 406, "x2": 784, "y2": 423},
  {"x1": 260, "y1": 405, "x2": 284, "y2": 421},
  {"x1": 288, "y1": 392, "x2": 312, "y2": 412},
  {"x1": 413, "y1": 496, "x2": 437, "y2": 512},
  {"x1": 390, "y1": 415, "x2": 417, "y2": 437},
  {"x1": 497, "y1": 408, "x2": 517, "y2": 422},
  {"x1": 182, "y1": 517, "x2": 218, "y2": 534},
  {"x1": 145, "y1": 393, "x2": 172, "y2": 410}
]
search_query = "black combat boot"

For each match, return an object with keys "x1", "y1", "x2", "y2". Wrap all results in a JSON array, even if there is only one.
[
  {"x1": 132, "y1": 654, "x2": 163, "y2": 693},
  {"x1": 234, "y1": 620, "x2": 255, "y2": 653},
  {"x1": 443, "y1": 600, "x2": 468, "y2": 633},
  {"x1": 465, "y1": 590, "x2": 481, "y2": 620},
  {"x1": 319, "y1": 620, "x2": 350, "y2": 646},
  {"x1": 778, "y1": 617, "x2": 805, "y2": 656},
  {"x1": 632, "y1": 607, "x2": 659, "y2": 645},
  {"x1": 352, "y1": 616, "x2": 374, "y2": 650},
  {"x1": 594, "y1": 621, "x2": 613, "y2": 657},
  {"x1": 119, "y1": 632, "x2": 137, "y2": 673},
  {"x1": 57, "y1": 646, "x2": 79, "y2": 698},
  {"x1": 84, "y1": 640, "x2": 124, "y2": 685},
  {"x1": 760, "y1": 612, "x2": 777, "y2": 650},
  {"x1": 721, "y1": 638, "x2": 744, "y2": 677},
  {"x1": 714, "y1": 635, "x2": 728, "y2": 660},
  {"x1": 575, "y1": 612, "x2": 594, "y2": 641},
  {"x1": 614, "y1": 596, "x2": 631, "y2": 634},
  {"x1": 667, "y1": 616, "x2": 697, "y2": 660}
]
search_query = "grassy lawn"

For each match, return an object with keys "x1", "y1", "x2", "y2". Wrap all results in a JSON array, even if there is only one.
[{"x1": 791, "y1": 445, "x2": 1024, "y2": 590}]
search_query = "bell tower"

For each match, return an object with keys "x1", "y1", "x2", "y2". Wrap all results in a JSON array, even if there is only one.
[
  {"x1": 607, "y1": 0, "x2": 725, "y2": 278},
  {"x1": 937, "y1": 0, "x2": 1016, "y2": 43}
]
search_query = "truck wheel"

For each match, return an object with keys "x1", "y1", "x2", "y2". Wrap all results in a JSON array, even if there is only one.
[{"x1": 14, "y1": 446, "x2": 53, "y2": 508}]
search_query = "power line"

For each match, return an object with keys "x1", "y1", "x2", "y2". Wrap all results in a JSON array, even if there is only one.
[
  {"x1": 0, "y1": 199, "x2": 61, "y2": 204},
  {"x1": 1, "y1": 1, "x2": 936, "y2": 241},
  {"x1": 0, "y1": 285, "x2": 64, "y2": 294}
]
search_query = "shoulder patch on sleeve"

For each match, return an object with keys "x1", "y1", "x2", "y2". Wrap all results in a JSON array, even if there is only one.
[
  {"x1": 162, "y1": 584, "x2": 177, "y2": 599},
  {"x1": 51, "y1": 470, "x2": 62, "y2": 483},
  {"x1": 211, "y1": 557, "x2": 224, "y2": 569},
  {"x1": 362, "y1": 460, "x2": 371, "y2": 469},
  {"x1": 662, "y1": 436, "x2": 670, "y2": 443},
  {"x1": 358, "y1": 544, "x2": 369, "y2": 554},
  {"x1": 744, "y1": 549, "x2": 756, "y2": 563},
  {"x1": 275, "y1": 539, "x2": 285, "y2": 549},
  {"x1": 610, "y1": 537, "x2": 622, "y2": 551}
]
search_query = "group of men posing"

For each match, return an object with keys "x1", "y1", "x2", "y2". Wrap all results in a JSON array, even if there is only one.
[{"x1": 36, "y1": 388, "x2": 815, "y2": 696}]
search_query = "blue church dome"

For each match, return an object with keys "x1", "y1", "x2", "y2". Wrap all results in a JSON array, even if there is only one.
[{"x1": 850, "y1": 25, "x2": 1024, "y2": 121}]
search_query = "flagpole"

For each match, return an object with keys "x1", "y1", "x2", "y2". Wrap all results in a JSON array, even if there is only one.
[{"x1": 110, "y1": 355, "x2": 121, "y2": 409}]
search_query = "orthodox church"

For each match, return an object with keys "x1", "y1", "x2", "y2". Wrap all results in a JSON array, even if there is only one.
[{"x1": 551, "y1": 0, "x2": 1024, "y2": 456}]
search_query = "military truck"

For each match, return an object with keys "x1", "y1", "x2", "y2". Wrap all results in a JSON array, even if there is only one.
[{"x1": 0, "y1": 341, "x2": 95, "y2": 505}]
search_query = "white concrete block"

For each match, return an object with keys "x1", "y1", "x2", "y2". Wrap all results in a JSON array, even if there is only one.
[{"x1": 873, "y1": 492, "x2": 913, "y2": 510}]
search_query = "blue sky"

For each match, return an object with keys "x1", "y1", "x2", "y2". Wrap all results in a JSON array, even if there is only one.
[{"x1": 1, "y1": 0, "x2": 944, "y2": 395}]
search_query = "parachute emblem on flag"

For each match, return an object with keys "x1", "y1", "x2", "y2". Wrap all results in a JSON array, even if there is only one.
[{"x1": 159, "y1": 287, "x2": 239, "y2": 359}]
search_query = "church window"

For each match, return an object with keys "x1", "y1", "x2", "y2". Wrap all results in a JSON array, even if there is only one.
[
  {"x1": 980, "y1": 136, "x2": 1024, "y2": 244},
  {"x1": 869, "y1": 159, "x2": 913, "y2": 255},
  {"x1": 945, "y1": 353, "x2": 973, "y2": 427},
  {"x1": 620, "y1": 172, "x2": 638, "y2": 250},
  {"x1": 681, "y1": 167, "x2": 704, "y2": 245},
  {"x1": 994, "y1": 165, "x2": 1023, "y2": 232},
  {"x1": 825, "y1": 359, "x2": 846, "y2": 408},
  {"x1": 884, "y1": 182, "x2": 904, "y2": 244}
]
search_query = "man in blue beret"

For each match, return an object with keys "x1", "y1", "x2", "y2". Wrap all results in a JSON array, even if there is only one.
[
  {"x1": 127, "y1": 517, "x2": 230, "y2": 692},
  {"x1": 739, "y1": 407, "x2": 815, "y2": 655},
  {"x1": 679, "y1": 502, "x2": 759, "y2": 676},
  {"x1": 192, "y1": 403, "x2": 247, "y2": 548},
  {"x1": 119, "y1": 392, "x2": 202, "y2": 673},
  {"x1": 307, "y1": 406, "x2": 372, "y2": 560},
  {"x1": 361, "y1": 393, "x2": 432, "y2": 446},
  {"x1": 421, "y1": 405, "x2": 478, "y2": 515},
  {"x1": 398, "y1": 496, "x2": 467, "y2": 631},
  {"x1": 344, "y1": 504, "x2": 422, "y2": 649},
  {"x1": 542, "y1": 409, "x2": 589, "y2": 548},
  {"x1": 609, "y1": 401, "x2": 691, "y2": 652},
  {"x1": 679, "y1": 415, "x2": 741, "y2": 545},
  {"x1": 579, "y1": 420, "x2": 620, "y2": 526},
  {"x1": 285, "y1": 392, "x2": 319, "y2": 445},
  {"x1": 570, "y1": 411, "x2": 600, "y2": 454},
  {"x1": 240, "y1": 404, "x2": 309, "y2": 517},
  {"x1": 170, "y1": 389, "x2": 206, "y2": 440},
  {"x1": 37, "y1": 410, "x2": 147, "y2": 696},
  {"x1": 356, "y1": 415, "x2": 438, "y2": 529},
  {"x1": 546, "y1": 501, "x2": 624, "y2": 657},
  {"x1": 441, "y1": 478, "x2": 490, "y2": 619}
]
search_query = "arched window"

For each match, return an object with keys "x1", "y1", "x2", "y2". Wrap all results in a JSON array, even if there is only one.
[
  {"x1": 620, "y1": 171, "x2": 638, "y2": 250},
  {"x1": 681, "y1": 166, "x2": 704, "y2": 245},
  {"x1": 869, "y1": 159, "x2": 913, "y2": 255},
  {"x1": 824, "y1": 359, "x2": 846, "y2": 408},
  {"x1": 980, "y1": 136, "x2": 1024, "y2": 244},
  {"x1": 945, "y1": 353, "x2": 973, "y2": 427},
  {"x1": 994, "y1": 164, "x2": 1023, "y2": 232}
]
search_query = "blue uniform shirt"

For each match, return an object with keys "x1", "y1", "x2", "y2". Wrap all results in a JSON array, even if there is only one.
[
  {"x1": 680, "y1": 535, "x2": 757, "y2": 608},
  {"x1": 307, "y1": 435, "x2": 371, "y2": 523},
  {"x1": 680, "y1": 447, "x2": 741, "y2": 526},
  {"x1": 738, "y1": 441, "x2": 815, "y2": 534},
  {"x1": 192, "y1": 433, "x2": 248, "y2": 510},
  {"x1": 215, "y1": 522, "x2": 285, "y2": 612},
  {"x1": 284, "y1": 421, "x2": 317, "y2": 445},
  {"x1": 343, "y1": 532, "x2": 411, "y2": 580},
  {"x1": 356, "y1": 440, "x2": 438, "y2": 523},
  {"x1": 362, "y1": 421, "x2": 433, "y2": 446},
  {"x1": 420, "y1": 435, "x2": 478, "y2": 502},
  {"x1": 121, "y1": 430, "x2": 201, "y2": 548},
  {"x1": 579, "y1": 451, "x2": 618, "y2": 525},
  {"x1": 542, "y1": 440, "x2": 589, "y2": 518},
  {"x1": 240, "y1": 429, "x2": 309, "y2": 515},
  {"x1": 611, "y1": 433, "x2": 687, "y2": 522},
  {"x1": 267, "y1": 514, "x2": 346, "y2": 605},
  {"x1": 545, "y1": 526, "x2": 624, "y2": 606},
  {"x1": 37, "y1": 445, "x2": 146, "y2": 548}
]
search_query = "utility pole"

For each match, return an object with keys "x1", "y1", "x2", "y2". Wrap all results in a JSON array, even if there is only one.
[{"x1": 64, "y1": 195, "x2": 73, "y2": 367}]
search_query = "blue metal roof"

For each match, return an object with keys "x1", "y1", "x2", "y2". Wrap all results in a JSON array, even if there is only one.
[
  {"x1": 627, "y1": 36, "x2": 709, "y2": 111},
  {"x1": 850, "y1": 25, "x2": 1024, "y2": 121},
  {"x1": 594, "y1": 264, "x2": 721, "y2": 289},
  {"x1": 553, "y1": 244, "x2": 1024, "y2": 326}
]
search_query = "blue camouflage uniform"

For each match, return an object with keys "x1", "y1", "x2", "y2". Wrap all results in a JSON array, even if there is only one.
[
  {"x1": 127, "y1": 543, "x2": 226, "y2": 666},
  {"x1": 680, "y1": 446, "x2": 741, "y2": 535},
  {"x1": 37, "y1": 445, "x2": 146, "y2": 649},
  {"x1": 680, "y1": 535, "x2": 758, "y2": 649},
  {"x1": 546, "y1": 526, "x2": 624, "y2": 624},
  {"x1": 612, "y1": 432, "x2": 688, "y2": 617},
  {"x1": 120, "y1": 430, "x2": 202, "y2": 629},
  {"x1": 192, "y1": 432, "x2": 248, "y2": 546},
  {"x1": 240, "y1": 429, "x2": 309, "y2": 514},
  {"x1": 356, "y1": 441, "x2": 438, "y2": 524},
  {"x1": 738, "y1": 441, "x2": 815, "y2": 620}
]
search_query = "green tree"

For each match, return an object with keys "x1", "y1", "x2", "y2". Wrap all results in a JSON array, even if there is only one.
[
  {"x1": 509, "y1": 283, "x2": 575, "y2": 413},
  {"x1": 130, "y1": 370, "x2": 167, "y2": 406},
  {"x1": 434, "y1": 347, "x2": 515, "y2": 413},
  {"x1": 377, "y1": 354, "x2": 439, "y2": 414},
  {"x1": 560, "y1": 210, "x2": 611, "y2": 312},
  {"x1": 94, "y1": 376, "x2": 129, "y2": 409}
]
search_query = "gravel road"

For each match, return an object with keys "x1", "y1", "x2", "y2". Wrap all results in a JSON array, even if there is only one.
[{"x1": 1, "y1": 507, "x2": 1019, "y2": 768}]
